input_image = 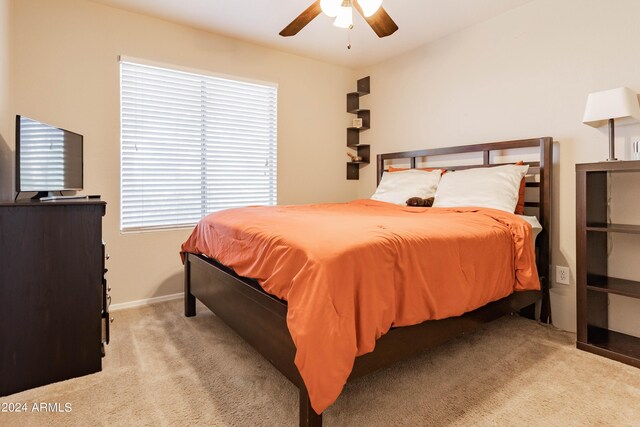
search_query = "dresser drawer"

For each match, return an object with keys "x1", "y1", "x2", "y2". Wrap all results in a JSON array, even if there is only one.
[{"x1": 101, "y1": 242, "x2": 111, "y2": 355}]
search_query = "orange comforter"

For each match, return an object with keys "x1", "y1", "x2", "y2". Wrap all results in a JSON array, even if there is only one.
[{"x1": 181, "y1": 199, "x2": 539, "y2": 413}]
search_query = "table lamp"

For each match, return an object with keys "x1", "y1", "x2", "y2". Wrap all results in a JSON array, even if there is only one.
[{"x1": 583, "y1": 87, "x2": 640, "y2": 161}]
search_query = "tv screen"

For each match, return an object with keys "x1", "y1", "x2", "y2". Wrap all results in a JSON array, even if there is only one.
[{"x1": 16, "y1": 116, "x2": 83, "y2": 195}]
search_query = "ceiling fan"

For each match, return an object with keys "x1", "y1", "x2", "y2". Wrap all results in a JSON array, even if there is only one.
[{"x1": 280, "y1": 0, "x2": 398, "y2": 38}]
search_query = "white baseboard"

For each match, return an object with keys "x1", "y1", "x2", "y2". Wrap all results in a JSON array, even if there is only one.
[{"x1": 109, "y1": 292, "x2": 183, "y2": 312}]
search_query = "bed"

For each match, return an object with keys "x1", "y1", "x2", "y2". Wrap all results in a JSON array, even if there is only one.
[{"x1": 182, "y1": 137, "x2": 553, "y2": 426}]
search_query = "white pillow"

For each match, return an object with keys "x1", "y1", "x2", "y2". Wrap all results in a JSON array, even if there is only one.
[
  {"x1": 432, "y1": 164, "x2": 528, "y2": 213},
  {"x1": 371, "y1": 169, "x2": 443, "y2": 205}
]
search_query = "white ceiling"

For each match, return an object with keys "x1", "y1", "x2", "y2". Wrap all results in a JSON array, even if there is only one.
[{"x1": 91, "y1": 0, "x2": 534, "y2": 68}]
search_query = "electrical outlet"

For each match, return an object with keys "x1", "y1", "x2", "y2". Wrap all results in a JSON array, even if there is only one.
[{"x1": 556, "y1": 266, "x2": 570, "y2": 285}]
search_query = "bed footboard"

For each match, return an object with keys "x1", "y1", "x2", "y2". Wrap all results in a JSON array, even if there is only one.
[
  {"x1": 184, "y1": 255, "x2": 196, "y2": 317},
  {"x1": 184, "y1": 253, "x2": 301, "y2": 383},
  {"x1": 184, "y1": 253, "x2": 323, "y2": 426},
  {"x1": 300, "y1": 386, "x2": 322, "y2": 427}
]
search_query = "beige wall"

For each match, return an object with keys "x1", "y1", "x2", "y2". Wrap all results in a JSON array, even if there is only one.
[
  {"x1": 0, "y1": 0, "x2": 11, "y2": 200},
  {"x1": 10, "y1": 0, "x2": 357, "y2": 304},
  {"x1": 356, "y1": 0, "x2": 640, "y2": 334}
]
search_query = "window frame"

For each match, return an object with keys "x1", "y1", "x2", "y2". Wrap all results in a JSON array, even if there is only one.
[{"x1": 119, "y1": 56, "x2": 278, "y2": 233}]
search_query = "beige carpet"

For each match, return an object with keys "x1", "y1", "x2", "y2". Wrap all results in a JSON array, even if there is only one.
[{"x1": 2, "y1": 299, "x2": 640, "y2": 427}]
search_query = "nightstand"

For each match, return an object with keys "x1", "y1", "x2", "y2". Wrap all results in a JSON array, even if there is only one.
[{"x1": 576, "y1": 161, "x2": 640, "y2": 367}]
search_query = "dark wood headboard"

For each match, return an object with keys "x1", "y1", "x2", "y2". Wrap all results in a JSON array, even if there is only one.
[{"x1": 377, "y1": 137, "x2": 553, "y2": 322}]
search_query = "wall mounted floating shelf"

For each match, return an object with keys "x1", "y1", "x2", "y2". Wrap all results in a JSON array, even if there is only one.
[{"x1": 346, "y1": 76, "x2": 371, "y2": 180}]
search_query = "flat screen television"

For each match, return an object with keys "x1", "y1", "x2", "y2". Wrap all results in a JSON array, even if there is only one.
[{"x1": 15, "y1": 115, "x2": 83, "y2": 199}]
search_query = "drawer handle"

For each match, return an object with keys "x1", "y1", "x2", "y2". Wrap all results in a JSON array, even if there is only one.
[
  {"x1": 105, "y1": 253, "x2": 110, "y2": 260},
  {"x1": 110, "y1": 317, "x2": 114, "y2": 323},
  {"x1": 107, "y1": 286, "x2": 112, "y2": 292}
]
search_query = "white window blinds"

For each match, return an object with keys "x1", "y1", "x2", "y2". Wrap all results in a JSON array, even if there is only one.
[{"x1": 120, "y1": 60, "x2": 277, "y2": 232}]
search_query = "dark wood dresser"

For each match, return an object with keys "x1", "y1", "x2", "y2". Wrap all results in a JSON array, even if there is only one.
[{"x1": 0, "y1": 199, "x2": 109, "y2": 396}]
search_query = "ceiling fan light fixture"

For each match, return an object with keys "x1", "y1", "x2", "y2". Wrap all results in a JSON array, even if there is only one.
[
  {"x1": 357, "y1": 0, "x2": 382, "y2": 17},
  {"x1": 279, "y1": 0, "x2": 397, "y2": 38},
  {"x1": 333, "y1": 6, "x2": 353, "y2": 29},
  {"x1": 320, "y1": 0, "x2": 342, "y2": 18}
]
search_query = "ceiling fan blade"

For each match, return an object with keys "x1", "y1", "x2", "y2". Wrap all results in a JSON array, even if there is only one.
[
  {"x1": 353, "y1": 3, "x2": 398, "y2": 38},
  {"x1": 279, "y1": 1, "x2": 322, "y2": 37}
]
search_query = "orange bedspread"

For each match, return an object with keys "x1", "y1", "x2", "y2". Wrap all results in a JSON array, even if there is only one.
[{"x1": 181, "y1": 199, "x2": 539, "y2": 413}]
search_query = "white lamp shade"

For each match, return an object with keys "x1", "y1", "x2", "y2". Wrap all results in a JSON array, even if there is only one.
[
  {"x1": 583, "y1": 87, "x2": 640, "y2": 128},
  {"x1": 333, "y1": 6, "x2": 353, "y2": 28},
  {"x1": 357, "y1": 0, "x2": 382, "y2": 17},
  {"x1": 320, "y1": 0, "x2": 342, "y2": 18}
]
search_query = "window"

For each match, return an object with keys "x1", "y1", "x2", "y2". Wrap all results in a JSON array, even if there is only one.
[{"x1": 120, "y1": 59, "x2": 277, "y2": 232}]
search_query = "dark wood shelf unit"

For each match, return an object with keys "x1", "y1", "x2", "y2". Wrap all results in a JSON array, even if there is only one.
[
  {"x1": 348, "y1": 110, "x2": 370, "y2": 128},
  {"x1": 346, "y1": 76, "x2": 370, "y2": 98},
  {"x1": 586, "y1": 223, "x2": 640, "y2": 234},
  {"x1": 347, "y1": 125, "x2": 370, "y2": 131},
  {"x1": 347, "y1": 163, "x2": 363, "y2": 180},
  {"x1": 347, "y1": 93, "x2": 360, "y2": 113},
  {"x1": 347, "y1": 128, "x2": 371, "y2": 146},
  {"x1": 578, "y1": 327, "x2": 640, "y2": 368},
  {"x1": 587, "y1": 275, "x2": 640, "y2": 299},
  {"x1": 346, "y1": 76, "x2": 371, "y2": 180},
  {"x1": 576, "y1": 160, "x2": 640, "y2": 173},
  {"x1": 576, "y1": 161, "x2": 640, "y2": 369}
]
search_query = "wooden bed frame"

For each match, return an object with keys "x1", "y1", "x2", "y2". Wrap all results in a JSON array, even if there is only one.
[{"x1": 183, "y1": 137, "x2": 553, "y2": 426}]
